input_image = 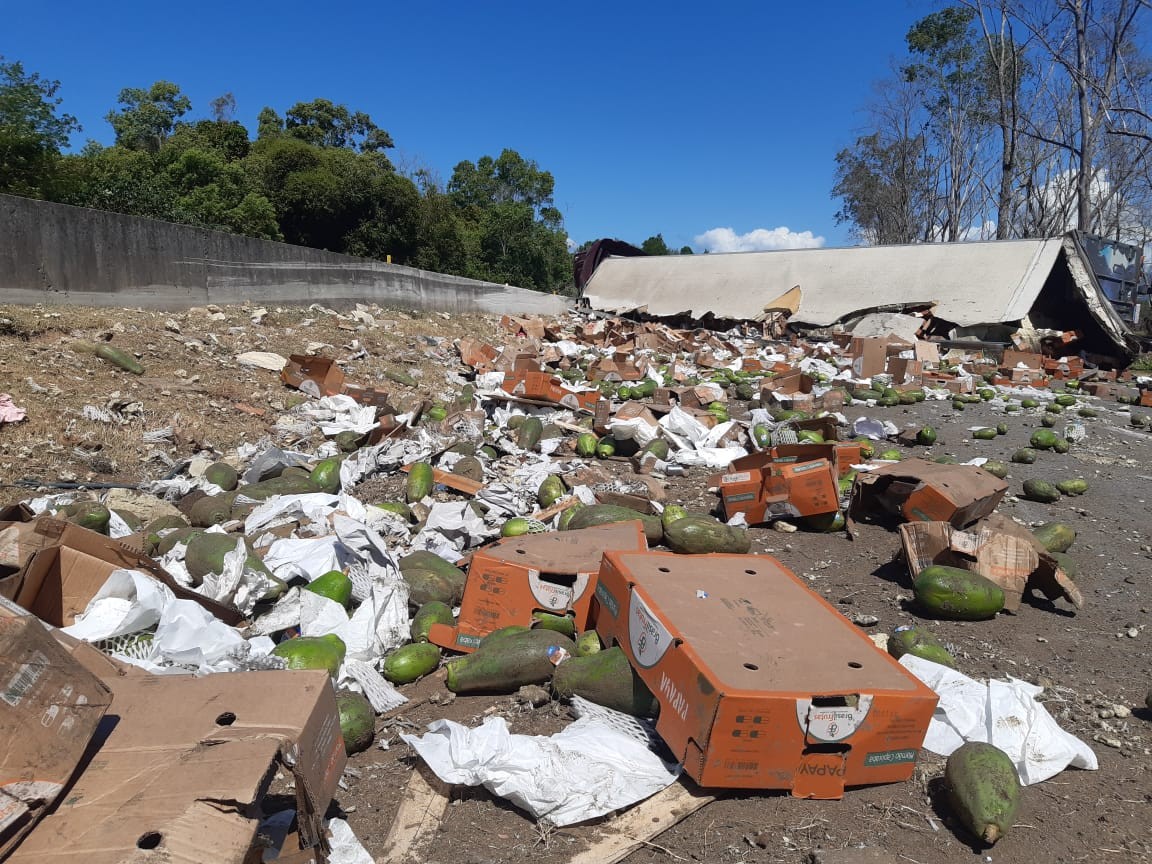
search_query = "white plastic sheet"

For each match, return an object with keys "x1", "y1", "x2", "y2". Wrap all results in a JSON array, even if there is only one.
[
  {"x1": 62, "y1": 569, "x2": 174, "y2": 641},
  {"x1": 402, "y1": 714, "x2": 679, "y2": 826},
  {"x1": 900, "y1": 655, "x2": 1097, "y2": 784}
]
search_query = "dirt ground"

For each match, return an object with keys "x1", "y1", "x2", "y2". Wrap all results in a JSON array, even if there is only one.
[{"x1": 1, "y1": 304, "x2": 1149, "y2": 864}]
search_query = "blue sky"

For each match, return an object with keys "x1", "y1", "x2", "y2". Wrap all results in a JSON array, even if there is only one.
[{"x1": 4, "y1": 1, "x2": 930, "y2": 251}]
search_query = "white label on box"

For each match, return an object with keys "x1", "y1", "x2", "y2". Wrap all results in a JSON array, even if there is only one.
[
  {"x1": 795, "y1": 694, "x2": 874, "y2": 742},
  {"x1": 628, "y1": 590, "x2": 673, "y2": 668},
  {"x1": 721, "y1": 471, "x2": 752, "y2": 484},
  {"x1": 528, "y1": 570, "x2": 592, "y2": 610}
]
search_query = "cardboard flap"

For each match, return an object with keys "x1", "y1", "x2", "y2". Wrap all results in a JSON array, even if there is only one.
[
  {"x1": 17, "y1": 520, "x2": 243, "y2": 625},
  {"x1": 972, "y1": 514, "x2": 1084, "y2": 609},
  {"x1": 481, "y1": 521, "x2": 648, "y2": 572},
  {"x1": 0, "y1": 603, "x2": 113, "y2": 859},
  {"x1": 7, "y1": 670, "x2": 343, "y2": 864}
]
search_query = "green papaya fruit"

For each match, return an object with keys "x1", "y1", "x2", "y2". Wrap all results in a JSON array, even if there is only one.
[
  {"x1": 914, "y1": 565, "x2": 1005, "y2": 620},
  {"x1": 304, "y1": 570, "x2": 353, "y2": 607},
  {"x1": 564, "y1": 504, "x2": 662, "y2": 543},
  {"x1": 383, "y1": 642, "x2": 441, "y2": 684},
  {"x1": 445, "y1": 628, "x2": 576, "y2": 693},
  {"x1": 887, "y1": 625, "x2": 956, "y2": 668},
  {"x1": 663, "y1": 515, "x2": 750, "y2": 554},
  {"x1": 552, "y1": 646, "x2": 659, "y2": 717},
  {"x1": 1021, "y1": 479, "x2": 1060, "y2": 503},
  {"x1": 1031, "y1": 523, "x2": 1075, "y2": 553},
  {"x1": 411, "y1": 601, "x2": 454, "y2": 643},
  {"x1": 406, "y1": 462, "x2": 434, "y2": 503},
  {"x1": 272, "y1": 634, "x2": 346, "y2": 678},
  {"x1": 945, "y1": 742, "x2": 1021, "y2": 845},
  {"x1": 335, "y1": 689, "x2": 375, "y2": 755},
  {"x1": 204, "y1": 462, "x2": 239, "y2": 491},
  {"x1": 518, "y1": 416, "x2": 544, "y2": 450}
]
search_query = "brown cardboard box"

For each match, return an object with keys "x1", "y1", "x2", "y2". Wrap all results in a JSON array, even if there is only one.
[
  {"x1": 849, "y1": 337, "x2": 888, "y2": 378},
  {"x1": 886, "y1": 358, "x2": 923, "y2": 386},
  {"x1": 6, "y1": 668, "x2": 345, "y2": 864},
  {"x1": 850, "y1": 459, "x2": 1007, "y2": 528},
  {"x1": 0, "y1": 598, "x2": 113, "y2": 858},
  {"x1": 428, "y1": 521, "x2": 648, "y2": 652},
  {"x1": 590, "y1": 551, "x2": 938, "y2": 797},
  {"x1": 1001, "y1": 349, "x2": 1043, "y2": 370},
  {"x1": 280, "y1": 355, "x2": 392, "y2": 409},
  {"x1": 1, "y1": 520, "x2": 242, "y2": 626},
  {"x1": 760, "y1": 370, "x2": 813, "y2": 398}
]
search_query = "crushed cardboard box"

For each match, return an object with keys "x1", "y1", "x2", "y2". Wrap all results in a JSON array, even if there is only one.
[
  {"x1": 0, "y1": 519, "x2": 243, "y2": 627},
  {"x1": 899, "y1": 514, "x2": 1084, "y2": 612},
  {"x1": 0, "y1": 598, "x2": 114, "y2": 859},
  {"x1": 850, "y1": 460, "x2": 1007, "y2": 529}
]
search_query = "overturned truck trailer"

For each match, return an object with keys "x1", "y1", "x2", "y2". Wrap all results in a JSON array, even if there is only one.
[{"x1": 579, "y1": 234, "x2": 1139, "y2": 362}]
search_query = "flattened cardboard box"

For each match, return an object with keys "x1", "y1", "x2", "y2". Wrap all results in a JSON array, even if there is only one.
[
  {"x1": 850, "y1": 459, "x2": 1007, "y2": 528},
  {"x1": 591, "y1": 551, "x2": 937, "y2": 798},
  {"x1": 7, "y1": 669, "x2": 345, "y2": 864},
  {"x1": 0, "y1": 519, "x2": 242, "y2": 627},
  {"x1": 0, "y1": 598, "x2": 113, "y2": 859}
]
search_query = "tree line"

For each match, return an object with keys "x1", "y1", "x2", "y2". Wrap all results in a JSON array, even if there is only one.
[
  {"x1": 0, "y1": 62, "x2": 573, "y2": 293},
  {"x1": 832, "y1": 0, "x2": 1152, "y2": 249}
]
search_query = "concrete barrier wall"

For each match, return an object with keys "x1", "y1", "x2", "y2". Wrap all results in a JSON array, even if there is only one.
[{"x1": 0, "y1": 193, "x2": 572, "y2": 316}]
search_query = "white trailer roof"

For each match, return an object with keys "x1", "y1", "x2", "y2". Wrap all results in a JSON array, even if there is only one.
[{"x1": 582, "y1": 238, "x2": 1066, "y2": 327}]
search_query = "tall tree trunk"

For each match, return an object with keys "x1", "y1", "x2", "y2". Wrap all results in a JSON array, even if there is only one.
[{"x1": 1073, "y1": 0, "x2": 1093, "y2": 231}]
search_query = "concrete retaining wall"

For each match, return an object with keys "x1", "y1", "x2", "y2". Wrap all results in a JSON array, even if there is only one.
[{"x1": 0, "y1": 193, "x2": 572, "y2": 316}]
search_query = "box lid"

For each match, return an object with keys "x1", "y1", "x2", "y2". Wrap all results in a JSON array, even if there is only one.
[
  {"x1": 611, "y1": 552, "x2": 918, "y2": 694},
  {"x1": 6, "y1": 669, "x2": 342, "y2": 864}
]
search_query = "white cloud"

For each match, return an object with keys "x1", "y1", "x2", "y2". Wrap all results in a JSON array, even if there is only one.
[
  {"x1": 565, "y1": 235, "x2": 577, "y2": 252},
  {"x1": 693, "y1": 226, "x2": 826, "y2": 253}
]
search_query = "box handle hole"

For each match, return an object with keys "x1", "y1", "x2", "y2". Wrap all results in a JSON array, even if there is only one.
[
  {"x1": 137, "y1": 832, "x2": 162, "y2": 850},
  {"x1": 215, "y1": 712, "x2": 237, "y2": 726},
  {"x1": 744, "y1": 569, "x2": 757, "y2": 575},
  {"x1": 657, "y1": 567, "x2": 670, "y2": 573},
  {"x1": 847, "y1": 661, "x2": 863, "y2": 669},
  {"x1": 743, "y1": 662, "x2": 759, "y2": 671}
]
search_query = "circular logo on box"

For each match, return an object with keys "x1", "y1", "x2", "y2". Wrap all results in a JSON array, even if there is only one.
[{"x1": 628, "y1": 590, "x2": 673, "y2": 668}]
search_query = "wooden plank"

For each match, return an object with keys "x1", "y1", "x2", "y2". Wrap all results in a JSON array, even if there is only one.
[
  {"x1": 400, "y1": 463, "x2": 485, "y2": 496},
  {"x1": 375, "y1": 763, "x2": 452, "y2": 864},
  {"x1": 566, "y1": 779, "x2": 716, "y2": 864}
]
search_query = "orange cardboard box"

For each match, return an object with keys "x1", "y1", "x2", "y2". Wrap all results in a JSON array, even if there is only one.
[
  {"x1": 502, "y1": 371, "x2": 601, "y2": 412},
  {"x1": 589, "y1": 551, "x2": 938, "y2": 797},
  {"x1": 428, "y1": 521, "x2": 647, "y2": 653},
  {"x1": 850, "y1": 459, "x2": 1007, "y2": 528},
  {"x1": 719, "y1": 448, "x2": 839, "y2": 524}
]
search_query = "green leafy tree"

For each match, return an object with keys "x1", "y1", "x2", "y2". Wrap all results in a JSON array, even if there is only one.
[
  {"x1": 641, "y1": 233, "x2": 671, "y2": 255},
  {"x1": 0, "y1": 57, "x2": 80, "y2": 197},
  {"x1": 448, "y1": 149, "x2": 570, "y2": 291},
  {"x1": 244, "y1": 136, "x2": 417, "y2": 256},
  {"x1": 106, "y1": 81, "x2": 191, "y2": 152},
  {"x1": 678, "y1": 245, "x2": 694, "y2": 254},
  {"x1": 256, "y1": 106, "x2": 284, "y2": 139},
  {"x1": 904, "y1": 6, "x2": 989, "y2": 240},
  {"x1": 283, "y1": 98, "x2": 394, "y2": 153},
  {"x1": 833, "y1": 131, "x2": 933, "y2": 244}
]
